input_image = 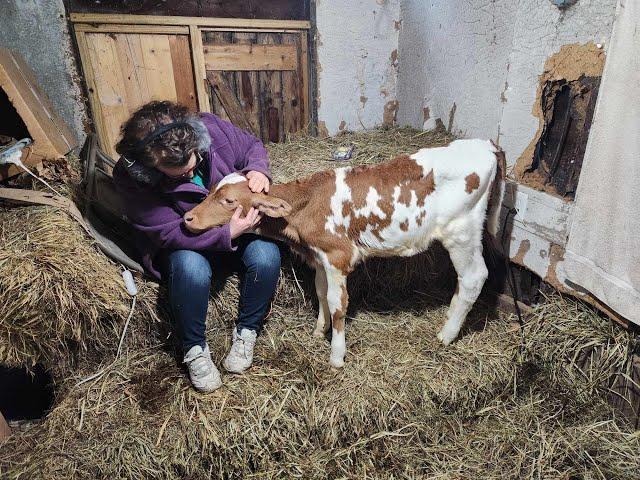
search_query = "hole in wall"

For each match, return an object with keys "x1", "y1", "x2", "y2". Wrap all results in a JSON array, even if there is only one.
[
  {"x1": 0, "y1": 87, "x2": 32, "y2": 145},
  {"x1": 0, "y1": 365, "x2": 55, "y2": 422}
]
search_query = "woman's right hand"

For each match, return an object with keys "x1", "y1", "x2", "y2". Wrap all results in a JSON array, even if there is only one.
[{"x1": 229, "y1": 206, "x2": 261, "y2": 239}]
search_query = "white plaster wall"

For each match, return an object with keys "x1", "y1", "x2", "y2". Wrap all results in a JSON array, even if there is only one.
[
  {"x1": 397, "y1": 0, "x2": 517, "y2": 139},
  {"x1": 396, "y1": 0, "x2": 617, "y2": 168},
  {"x1": 499, "y1": 0, "x2": 617, "y2": 168},
  {"x1": 315, "y1": 0, "x2": 401, "y2": 135}
]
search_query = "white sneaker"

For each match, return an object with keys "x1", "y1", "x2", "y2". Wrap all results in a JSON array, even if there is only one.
[
  {"x1": 223, "y1": 328, "x2": 257, "y2": 374},
  {"x1": 183, "y1": 344, "x2": 222, "y2": 393}
]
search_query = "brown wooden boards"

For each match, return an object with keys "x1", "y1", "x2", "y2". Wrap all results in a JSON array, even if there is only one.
[
  {"x1": 75, "y1": 31, "x2": 198, "y2": 157},
  {"x1": 71, "y1": 14, "x2": 311, "y2": 148},
  {"x1": 0, "y1": 48, "x2": 77, "y2": 179}
]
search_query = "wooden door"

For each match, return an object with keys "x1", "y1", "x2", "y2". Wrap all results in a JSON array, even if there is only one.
[
  {"x1": 202, "y1": 30, "x2": 309, "y2": 143},
  {"x1": 75, "y1": 28, "x2": 197, "y2": 158}
]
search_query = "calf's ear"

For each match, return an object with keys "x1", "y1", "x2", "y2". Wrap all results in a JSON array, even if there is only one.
[{"x1": 252, "y1": 195, "x2": 292, "y2": 218}]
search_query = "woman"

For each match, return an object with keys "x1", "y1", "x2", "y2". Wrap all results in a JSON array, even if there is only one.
[{"x1": 113, "y1": 101, "x2": 281, "y2": 393}]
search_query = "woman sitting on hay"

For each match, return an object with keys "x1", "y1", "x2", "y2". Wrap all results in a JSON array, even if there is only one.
[{"x1": 113, "y1": 100, "x2": 280, "y2": 393}]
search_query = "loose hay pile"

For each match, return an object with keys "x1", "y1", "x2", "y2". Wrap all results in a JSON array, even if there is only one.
[{"x1": 1, "y1": 128, "x2": 639, "y2": 479}]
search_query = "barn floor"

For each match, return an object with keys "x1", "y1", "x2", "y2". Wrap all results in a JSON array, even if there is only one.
[{"x1": 1, "y1": 129, "x2": 639, "y2": 479}]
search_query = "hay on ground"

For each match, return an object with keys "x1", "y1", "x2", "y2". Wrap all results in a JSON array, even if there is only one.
[{"x1": 1, "y1": 128, "x2": 639, "y2": 479}]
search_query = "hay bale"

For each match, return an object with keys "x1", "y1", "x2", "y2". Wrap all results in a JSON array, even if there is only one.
[
  {"x1": 1, "y1": 128, "x2": 639, "y2": 478},
  {"x1": 0, "y1": 206, "x2": 161, "y2": 378}
]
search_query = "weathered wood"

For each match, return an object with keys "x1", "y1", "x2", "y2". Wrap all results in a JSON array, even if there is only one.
[
  {"x1": 203, "y1": 44, "x2": 297, "y2": 71},
  {"x1": 0, "y1": 411, "x2": 10, "y2": 443},
  {"x1": 281, "y1": 34, "x2": 301, "y2": 136},
  {"x1": 74, "y1": 23, "x2": 188, "y2": 34},
  {"x1": 65, "y1": 1, "x2": 309, "y2": 21},
  {"x1": 189, "y1": 25, "x2": 210, "y2": 113},
  {"x1": 84, "y1": 33, "x2": 131, "y2": 157},
  {"x1": 299, "y1": 31, "x2": 310, "y2": 132},
  {"x1": 207, "y1": 71, "x2": 259, "y2": 136},
  {"x1": 168, "y1": 35, "x2": 198, "y2": 111},
  {"x1": 0, "y1": 48, "x2": 76, "y2": 170},
  {"x1": 69, "y1": 13, "x2": 311, "y2": 30},
  {"x1": 139, "y1": 34, "x2": 178, "y2": 102}
]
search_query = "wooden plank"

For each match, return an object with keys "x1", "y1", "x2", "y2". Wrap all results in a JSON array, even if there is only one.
[
  {"x1": 299, "y1": 31, "x2": 310, "y2": 132},
  {"x1": 0, "y1": 50, "x2": 74, "y2": 157},
  {"x1": 113, "y1": 33, "x2": 146, "y2": 112},
  {"x1": 207, "y1": 71, "x2": 259, "y2": 136},
  {"x1": 234, "y1": 32, "x2": 261, "y2": 135},
  {"x1": 280, "y1": 34, "x2": 301, "y2": 136},
  {"x1": 75, "y1": 23, "x2": 188, "y2": 34},
  {"x1": 0, "y1": 411, "x2": 11, "y2": 443},
  {"x1": 139, "y1": 34, "x2": 178, "y2": 102},
  {"x1": 200, "y1": 28, "x2": 305, "y2": 34},
  {"x1": 189, "y1": 25, "x2": 209, "y2": 113},
  {"x1": 203, "y1": 32, "x2": 229, "y2": 121},
  {"x1": 168, "y1": 35, "x2": 198, "y2": 110},
  {"x1": 85, "y1": 33, "x2": 131, "y2": 157},
  {"x1": 69, "y1": 13, "x2": 311, "y2": 30},
  {"x1": 204, "y1": 44, "x2": 297, "y2": 71}
]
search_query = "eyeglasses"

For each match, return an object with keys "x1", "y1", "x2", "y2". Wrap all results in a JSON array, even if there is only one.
[{"x1": 162, "y1": 151, "x2": 203, "y2": 179}]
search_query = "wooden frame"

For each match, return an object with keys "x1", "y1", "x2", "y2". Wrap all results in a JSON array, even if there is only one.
[
  {"x1": 69, "y1": 13, "x2": 310, "y2": 30},
  {"x1": 70, "y1": 13, "x2": 312, "y2": 149}
]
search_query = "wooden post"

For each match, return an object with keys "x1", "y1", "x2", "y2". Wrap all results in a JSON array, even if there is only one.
[
  {"x1": 189, "y1": 25, "x2": 210, "y2": 113},
  {"x1": 0, "y1": 411, "x2": 11, "y2": 442}
]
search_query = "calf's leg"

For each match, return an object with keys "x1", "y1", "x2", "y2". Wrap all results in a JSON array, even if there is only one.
[
  {"x1": 313, "y1": 266, "x2": 331, "y2": 337},
  {"x1": 324, "y1": 265, "x2": 349, "y2": 368},
  {"x1": 439, "y1": 240, "x2": 488, "y2": 345}
]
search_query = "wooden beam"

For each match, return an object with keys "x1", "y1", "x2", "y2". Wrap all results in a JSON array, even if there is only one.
[
  {"x1": 74, "y1": 30, "x2": 111, "y2": 154},
  {"x1": 300, "y1": 31, "x2": 310, "y2": 131},
  {"x1": 204, "y1": 44, "x2": 297, "y2": 71},
  {"x1": 189, "y1": 25, "x2": 210, "y2": 113},
  {"x1": 0, "y1": 411, "x2": 10, "y2": 443},
  {"x1": 74, "y1": 23, "x2": 188, "y2": 34},
  {"x1": 69, "y1": 13, "x2": 311, "y2": 30},
  {"x1": 207, "y1": 71, "x2": 259, "y2": 136}
]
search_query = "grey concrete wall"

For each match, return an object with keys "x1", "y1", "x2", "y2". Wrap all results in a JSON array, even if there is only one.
[
  {"x1": 315, "y1": 0, "x2": 401, "y2": 136},
  {"x1": 396, "y1": 0, "x2": 617, "y2": 168},
  {"x1": 0, "y1": 0, "x2": 87, "y2": 142}
]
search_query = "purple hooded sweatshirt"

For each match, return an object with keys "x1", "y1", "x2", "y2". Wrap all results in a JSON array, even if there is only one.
[{"x1": 112, "y1": 113, "x2": 271, "y2": 280}]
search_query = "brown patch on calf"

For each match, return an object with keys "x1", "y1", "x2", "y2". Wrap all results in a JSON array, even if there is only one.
[
  {"x1": 465, "y1": 172, "x2": 480, "y2": 193},
  {"x1": 423, "y1": 106, "x2": 430, "y2": 123},
  {"x1": 390, "y1": 49, "x2": 398, "y2": 67},
  {"x1": 416, "y1": 210, "x2": 426, "y2": 226},
  {"x1": 360, "y1": 95, "x2": 368, "y2": 107},
  {"x1": 343, "y1": 155, "x2": 435, "y2": 241},
  {"x1": 338, "y1": 120, "x2": 347, "y2": 131},
  {"x1": 399, "y1": 219, "x2": 409, "y2": 231}
]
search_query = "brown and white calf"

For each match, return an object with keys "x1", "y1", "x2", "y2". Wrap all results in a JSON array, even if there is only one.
[{"x1": 184, "y1": 139, "x2": 505, "y2": 368}]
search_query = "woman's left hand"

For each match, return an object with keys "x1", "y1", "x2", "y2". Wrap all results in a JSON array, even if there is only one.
[{"x1": 246, "y1": 171, "x2": 270, "y2": 193}]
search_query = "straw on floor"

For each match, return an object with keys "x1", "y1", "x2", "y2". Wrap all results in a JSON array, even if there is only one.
[{"x1": 1, "y1": 128, "x2": 639, "y2": 479}]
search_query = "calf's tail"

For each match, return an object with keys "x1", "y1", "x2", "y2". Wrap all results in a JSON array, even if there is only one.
[{"x1": 485, "y1": 140, "x2": 507, "y2": 252}]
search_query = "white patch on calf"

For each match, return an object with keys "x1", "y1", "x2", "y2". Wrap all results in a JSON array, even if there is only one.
[
  {"x1": 325, "y1": 167, "x2": 352, "y2": 234},
  {"x1": 214, "y1": 172, "x2": 247, "y2": 192},
  {"x1": 353, "y1": 186, "x2": 386, "y2": 219}
]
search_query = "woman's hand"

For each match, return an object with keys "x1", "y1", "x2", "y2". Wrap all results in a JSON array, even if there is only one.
[
  {"x1": 229, "y1": 206, "x2": 261, "y2": 239},
  {"x1": 246, "y1": 170, "x2": 270, "y2": 193}
]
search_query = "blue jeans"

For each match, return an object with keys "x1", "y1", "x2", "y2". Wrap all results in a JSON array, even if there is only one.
[{"x1": 164, "y1": 236, "x2": 281, "y2": 353}]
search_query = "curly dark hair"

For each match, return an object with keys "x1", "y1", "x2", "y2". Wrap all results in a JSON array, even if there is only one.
[{"x1": 115, "y1": 101, "x2": 209, "y2": 168}]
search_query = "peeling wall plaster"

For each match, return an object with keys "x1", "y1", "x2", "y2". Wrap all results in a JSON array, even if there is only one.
[
  {"x1": 396, "y1": 0, "x2": 617, "y2": 169},
  {"x1": 315, "y1": 0, "x2": 400, "y2": 135}
]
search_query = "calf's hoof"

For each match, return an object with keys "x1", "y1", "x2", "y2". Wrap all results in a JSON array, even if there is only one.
[
  {"x1": 437, "y1": 328, "x2": 457, "y2": 346},
  {"x1": 329, "y1": 356, "x2": 345, "y2": 368}
]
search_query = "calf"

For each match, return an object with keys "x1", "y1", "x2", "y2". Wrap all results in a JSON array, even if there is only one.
[{"x1": 184, "y1": 139, "x2": 505, "y2": 368}]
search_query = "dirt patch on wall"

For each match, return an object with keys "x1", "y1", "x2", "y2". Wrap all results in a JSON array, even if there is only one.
[
  {"x1": 383, "y1": 100, "x2": 399, "y2": 127},
  {"x1": 514, "y1": 43, "x2": 606, "y2": 197}
]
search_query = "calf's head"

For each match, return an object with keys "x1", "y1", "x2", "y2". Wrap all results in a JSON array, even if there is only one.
[{"x1": 183, "y1": 174, "x2": 292, "y2": 233}]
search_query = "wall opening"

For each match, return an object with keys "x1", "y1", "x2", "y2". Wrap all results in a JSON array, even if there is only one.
[
  {"x1": 0, "y1": 365, "x2": 55, "y2": 423},
  {"x1": 0, "y1": 86, "x2": 32, "y2": 145},
  {"x1": 523, "y1": 75, "x2": 601, "y2": 199}
]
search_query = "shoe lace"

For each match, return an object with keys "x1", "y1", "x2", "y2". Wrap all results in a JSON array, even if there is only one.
[{"x1": 188, "y1": 352, "x2": 212, "y2": 377}]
